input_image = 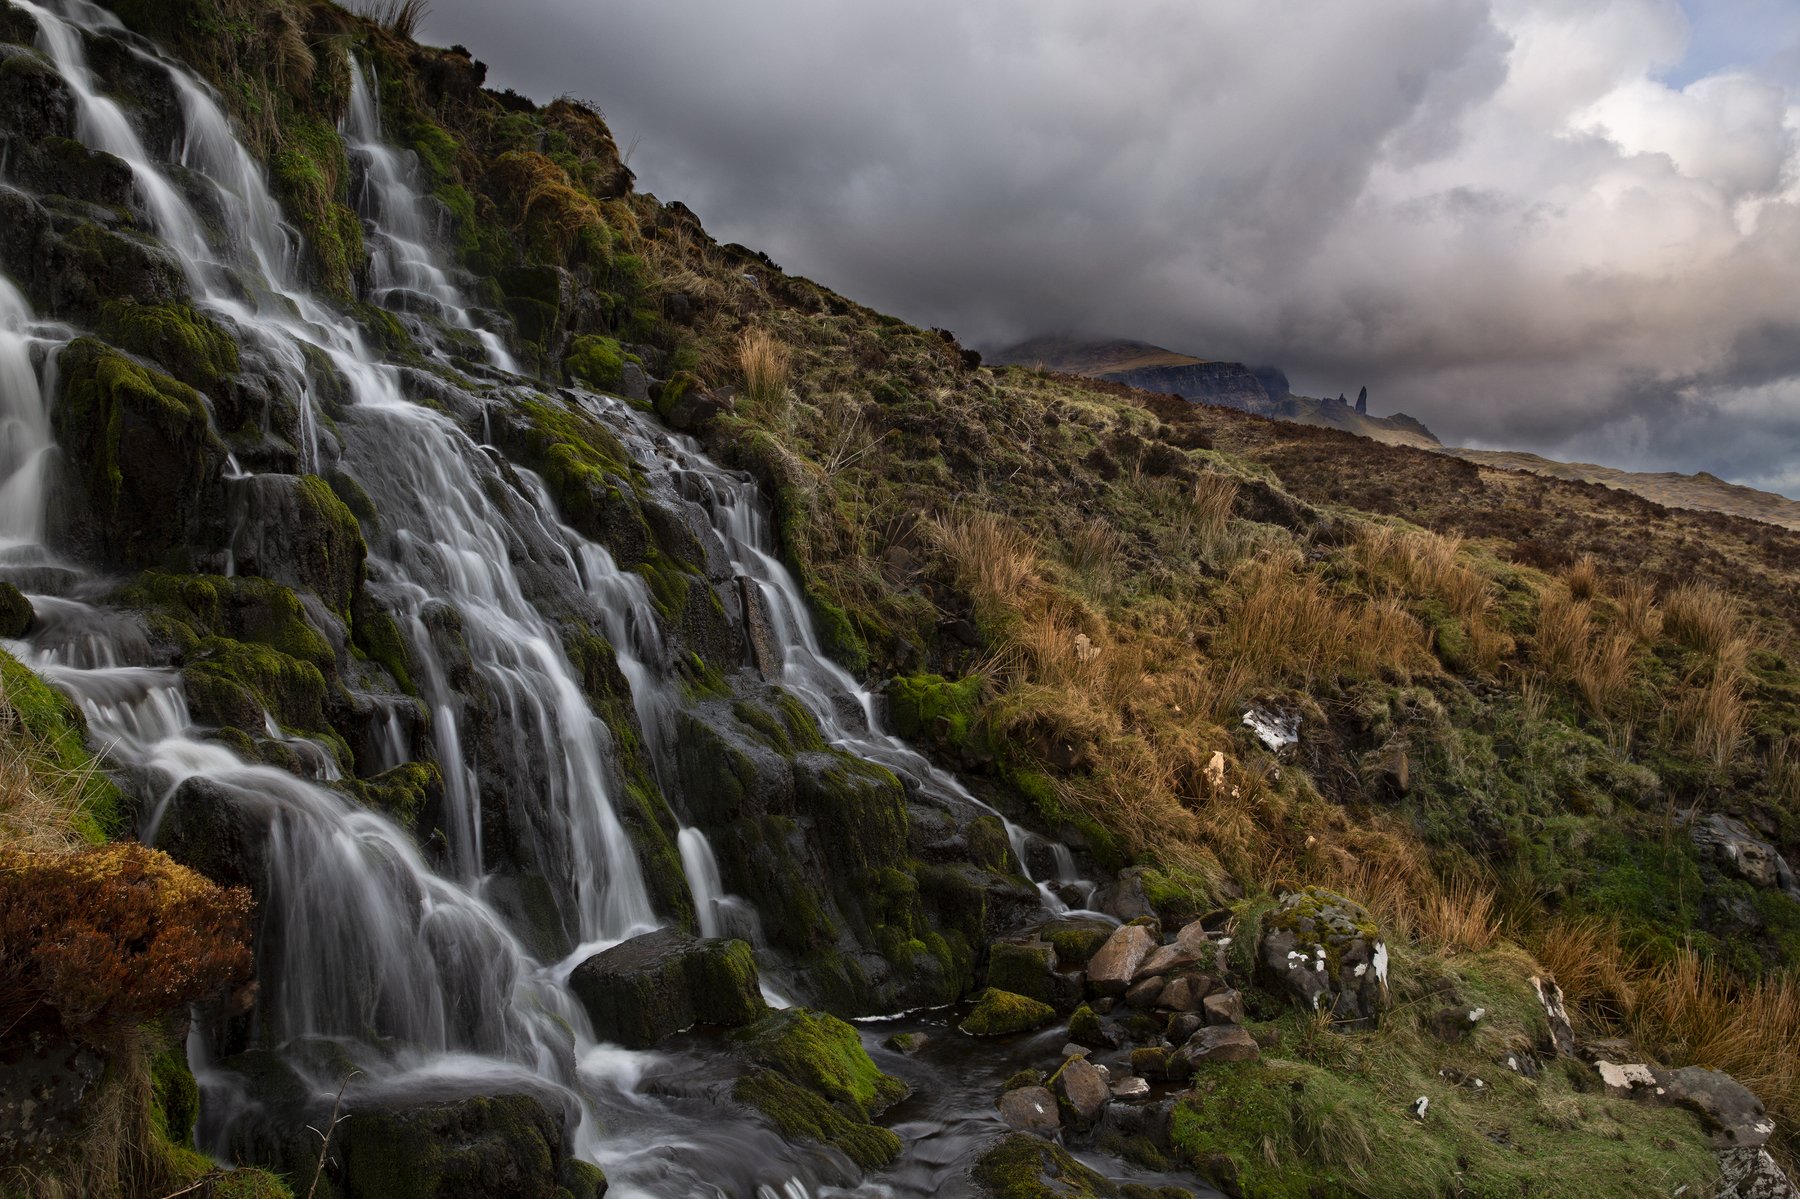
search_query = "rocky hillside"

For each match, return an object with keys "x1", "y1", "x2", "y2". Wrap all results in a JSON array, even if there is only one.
[
  {"x1": 2, "y1": 2, "x2": 1799, "y2": 1199},
  {"x1": 993, "y1": 335, "x2": 1441, "y2": 448},
  {"x1": 1450, "y1": 449, "x2": 1800, "y2": 532}
]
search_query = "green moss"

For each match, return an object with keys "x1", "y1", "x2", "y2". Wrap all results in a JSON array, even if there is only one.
[
  {"x1": 182, "y1": 636, "x2": 329, "y2": 736},
  {"x1": 1068, "y1": 1003, "x2": 1104, "y2": 1045},
  {"x1": 567, "y1": 333, "x2": 628, "y2": 390},
  {"x1": 733, "y1": 1068, "x2": 901, "y2": 1170},
  {"x1": 0, "y1": 648, "x2": 126, "y2": 842},
  {"x1": 349, "y1": 761, "x2": 441, "y2": 829},
  {"x1": 271, "y1": 116, "x2": 362, "y2": 298},
  {"x1": 1045, "y1": 924, "x2": 1112, "y2": 967},
  {"x1": 97, "y1": 300, "x2": 238, "y2": 394},
  {"x1": 987, "y1": 941, "x2": 1056, "y2": 1003},
  {"x1": 53, "y1": 339, "x2": 225, "y2": 555},
  {"x1": 735, "y1": 1008, "x2": 907, "y2": 1118},
  {"x1": 208, "y1": 1170, "x2": 296, "y2": 1199},
  {"x1": 959, "y1": 987, "x2": 1055, "y2": 1036},
  {"x1": 120, "y1": 573, "x2": 332, "y2": 670},
  {"x1": 973, "y1": 1134, "x2": 1186, "y2": 1199},
  {"x1": 351, "y1": 591, "x2": 416, "y2": 695},
  {"x1": 887, "y1": 672, "x2": 983, "y2": 750},
  {"x1": 294, "y1": 474, "x2": 367, "y2": 615},
  {"x1": 1141, "y1": 865, "x2": 1214, "y2": 929}
]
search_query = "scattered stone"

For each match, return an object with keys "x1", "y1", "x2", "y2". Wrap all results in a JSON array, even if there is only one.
[
  {"x1": 1166, "y1": 1012, "x2": 1204, "y2": 1043},
  {"x1": 1257, "y1": 888, "x2": 1389, "y2": 1026},
  {"x1": 1112, "y1": 1075, "x2": 1151, "y2": 1100},
  {"x1": 960, "y1": 988, "x2": 1056, "y2": 1037},
  {"x1": 987, "y1": 938, "x2": 1061, "y2": 1007},
  {"x1": 1533, "y1": 976, "x2": 1577, "y2": 1058},
  {"x1": 1131, "y1": 1046, "x2": 1172, "y2": 1081},
  {"x1": 1087, "y1": 923, "x2": 1158, "y2": 996},
  {"x1": 1060, "y1": 1042, "x2": 1090, "y2": 1060},
  {"x1": 996, "y1": 1086, "x2": 1061, "y2": 1136},
  {"x1": 1719, "y1": 1147, "x2": 1800, "y2": 1199},
  {"x1": 883, "y1": 1032, "x2": 926, "y2": 1055},
  {"x1": 1654, "y1": 1066, "x2": 1776, "y2": 1149},
  {"x1": 1134, "y1": 942, "x2": 1202, "y2": 981},
  {"x1": 1125, "y1": 976, "x2": 1165, "y2": 1009},
  {"x1": 1052, "y1": 1055, "x2": 1112, "y2": 1126},
  {"x1": 1242, "y1": 705, "x2": 1300, "y2": 754},
  {"x1": 1096, "y1": 867, "x2": 1157, "y2": 922},
  {"x1": 0, "y1": 581, "x2": 31, "y2": 638},
  {"x1": 1160, "y1": 975, "x2": 1211, "y2": 1013},
  {"x1": 1068, "y1": 1003, "x2": 1112, "y2": 1049},
  {"x1": 570, "y1": 928, "x2": 766, "y2": 1049},
  {"x1": 1174, "y1": 1024, "x2": 1260, "y2": 1069},
  {"x1": 1202, "y1": 989, "x2": 1245, "y2": 1026}
]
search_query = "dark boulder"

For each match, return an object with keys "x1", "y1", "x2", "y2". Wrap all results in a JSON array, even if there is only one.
[{"x1": 569, "y1": 927, "x2": 766, "y2": 1049}]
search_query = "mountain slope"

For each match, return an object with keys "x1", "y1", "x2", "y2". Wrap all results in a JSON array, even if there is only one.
[
  {"x1": 992, "y1": 334, "x2": 1442, "y2": 447},
  {"x1": 1449, "y1": 448, "x2": 1800, "y2": 531}
]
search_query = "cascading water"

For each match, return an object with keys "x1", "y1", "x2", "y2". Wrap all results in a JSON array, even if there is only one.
[{"x1": 0, "y1": 3, "x2": 1150, "y2": 1194}]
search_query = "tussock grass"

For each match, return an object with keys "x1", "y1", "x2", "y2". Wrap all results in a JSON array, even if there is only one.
[
  {"x1": 1566, "y1": 553, "x2": 1599, "y2": 601},
  {"x1": 0, "y1": 675, "x2": 97, "y2": 854},
  {"x1": 1220, "y1": 549, "x2": 1429, "y2": 689},
  {"x1": 738, "y1": 327, "x2": 792, "y2": 417},
  {"x1": 1668, "y1": 674, "x2": 1749, "y2": 771},
  {"x1": 1616, "y1": 578, "x2": 1662, "y2": 642},
  {"x1": 1664, "y1": 582, "x2": 1743, "y2": 660},
  {"x1": 1528, "y1": 915, "x2": 1635, "y2": 1027},
  {"x1": 356, "y1": 0, "x2": 432, "y2": 39},
  {"x1": 929, "y1": 510, "x2": 1040, "y2": 628}
]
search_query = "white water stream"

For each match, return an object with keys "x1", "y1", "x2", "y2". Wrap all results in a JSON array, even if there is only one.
[{"x1": 0, "y1": 4, "x2": 1116, "y2": 1194}]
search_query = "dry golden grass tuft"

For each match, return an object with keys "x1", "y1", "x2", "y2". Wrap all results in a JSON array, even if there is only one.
[
  {"x1": 737, "y1": 327, "x2": 792, "y2": 416},
  {"x1": 1663, "y1": 582, "x2": 1743, "y2": 660},
  {"x1": 1528, "y1": 915, "x2": 1636, "y2": 1027},
  {"x1": 1566, "y1": 553, "x2": 1600, "y2": 601},
  {"x1": 1062, "y1": 517, "x2": 1122, "y2": 591},
  {"x1": 929, "y1": 510, "x2": 1040, "y2": 627},
  {"x1": 1615, "y1": 578, "x2": 1662, "y2": 642},
  {"x1": 1220, "y1": 549, "x2": 1430, "y2": 689},
  {"x1": 1629, "y1": 951, "x2": 1800, "y2": 1141},
  {"x1": 1574, "y1": 633, "x2": 1637, "y2": 720},
  {"x1": 1772, "y1": 735, "x2": 1800, "y2": 808},
  {"x1": 1668, "y1": 674, "x2": 1749, "y2": 771},
  {"x1": 0, "y1": 678, "x2": 94, "y2": 854}
]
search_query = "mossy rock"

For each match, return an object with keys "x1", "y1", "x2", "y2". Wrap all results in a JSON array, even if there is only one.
[
  {"x1": 566, "y1": 333, "x2": 628, "y2": 391},
  {"x1": 51, "y1": 338, "x2": 227, "y2": 567},
  {"x1": 119, "y1": 573, "x2": 333, "y2": 671},
  {"x1": 972, "y1": 1134, "x2": 1188, "y2": 1199},
  {"x1": 0, "y1": 580, "x2": 32, "y2": 638},
  {"x1": 337, "y1": 1093, "x2": 564, "y2": 1199},
  {"x1": 959, "y1": 987, "x2": 1055, "y2": 1037},
  {"x1": 1043, "y1": 919, "x2": 1114, "y2": 968},
  {"x1": 732, "y1": 1007, "x2": 907, "y2": 1119},
  {"x1": 568, "y1": 927, "x2": 766, "y2": 1048},
  {"x1": 733, "y1": 1067, "x2": 901, "y2": 1170},
  {"x1": 96, "y1": 299, "x2": 239, "y2": 395},
  {"x1": 347, "y1": 761, "x2": 441, "y2": 829},
  {"x1": 887, "y1": 672, "x2": 984, "y2": 752},
  {"x1": 987, "y1": 939, "x2": 1058, "y2": 1004},
  {"x1": 182, "y1": 636, "x2": 329, "y2": 738},
  {"x1": 271, "y1": 116, "x2": 362, "y2": 298}
]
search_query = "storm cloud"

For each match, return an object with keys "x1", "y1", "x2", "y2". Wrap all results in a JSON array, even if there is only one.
[{"x1": 421, "y1": 0, "x2": 1800, "y2": 496}]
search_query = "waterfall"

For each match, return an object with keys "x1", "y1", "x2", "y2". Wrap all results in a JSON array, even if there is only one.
[{"x1": 0, "y1": 3, "x2": 1117, "y2": 1193}]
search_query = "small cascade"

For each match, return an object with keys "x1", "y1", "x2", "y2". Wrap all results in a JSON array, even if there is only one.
[
  {"x1": 0, "y1": 275, "x2": 57, "y2": 558},
  {"x1": 341, "y1": 60, "x2": 518, "y2": 373}
]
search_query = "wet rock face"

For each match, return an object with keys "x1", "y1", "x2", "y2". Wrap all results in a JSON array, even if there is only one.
[
  {"x1": 0, "y1": 1030, "x2": 105, "y2": 1169},
  {"x1": 336, "y1": 1091, "x2": 599, "y2": 1199},
  {"x1": 1257, "y1": 887, "x2": 1389, "y2": 1026},
  {"x1": 569, "y1": 927, "x2": 767, "y2": 1049}
]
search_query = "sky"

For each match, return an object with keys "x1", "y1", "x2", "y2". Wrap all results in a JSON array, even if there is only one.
[{"x1": 421, "y1": 0, "x2": 1800, "y2": 498}]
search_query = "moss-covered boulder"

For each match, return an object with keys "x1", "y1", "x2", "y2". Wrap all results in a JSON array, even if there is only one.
[
  {"x1": 1257, "y1": 886, "x2": 1389, "y2": 1026},
  {"x1": 50, "y1": 338, "x2": 228, "y2": 567},
  {"x1": 96, "y1": 299, "x2": 239, "y2": 396},
  {"x1": 960, "y1": 988, "x2": 1056, "y2": 1037},
  {"x1": 0, "y1": 581, "x2": 32, "y2": 638},
  {"x1": 227, "y1": 474, "x2": 368, "y2": 616},
  {"x1": 986, "y1": 939, "x2": 1059, "y2": 1005},
  {"x1": 568, "y1": 927, "x2": 766, "y2": 1048},
  {"x1": 730, "y1": 1007, "x2": 908, "y2": 1170},
  {"x1": 972, "y1": 1134, "x2": 1188, "y2": 1199},
  {"x1": 336, "y1": 1092, "x2": 587, "y2": 1199}
]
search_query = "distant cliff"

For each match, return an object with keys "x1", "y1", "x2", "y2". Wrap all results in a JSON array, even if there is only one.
[{"x1": 993, "y1": 336, "x2": 1439, "y2": 448}]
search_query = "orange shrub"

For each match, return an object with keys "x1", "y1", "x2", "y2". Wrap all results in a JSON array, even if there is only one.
[{"x1": 0, "y1": 843, "x2": 252, "y2": 1039}]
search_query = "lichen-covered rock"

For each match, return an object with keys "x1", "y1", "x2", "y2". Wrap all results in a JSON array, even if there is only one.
[
  {"x1": 1720, "y1": 1147, "x2": 1800, "y2": 1199},
  {"x1": 1691, "y1": 814, "x2": 1800, "y2": 897},
  {"x1": 961, "y1": 987, "x2": 1056, "y2": 1036},
  {"x1": 1257, "y1": 887, "x2": 1389, "y2": 1026},
  {"x1": 569, "y1": 927, "x2": 766, "y2": 1048},
  {"x1": 1653, "y1": 1066, "x2": 1776, "y2": 1149}
]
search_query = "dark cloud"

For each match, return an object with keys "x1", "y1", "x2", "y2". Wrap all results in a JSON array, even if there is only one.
[{"x1": 422, "y1": 0, "x2": 1800, "y2": 497}]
